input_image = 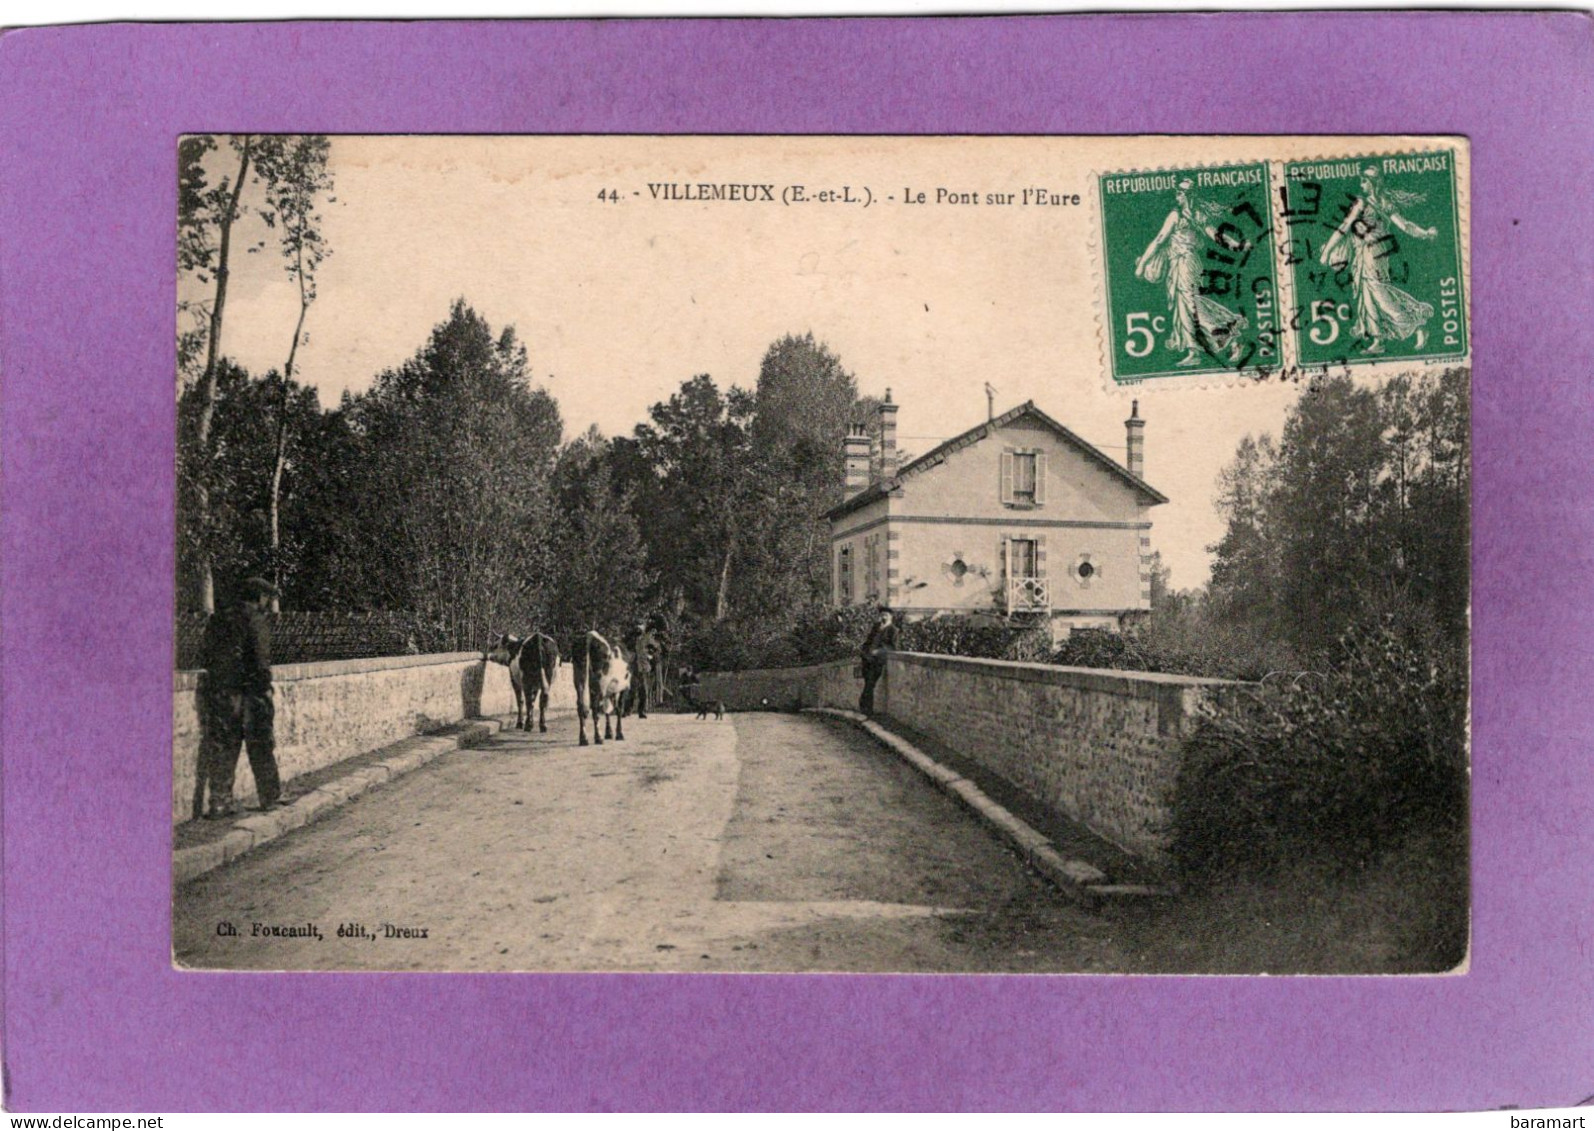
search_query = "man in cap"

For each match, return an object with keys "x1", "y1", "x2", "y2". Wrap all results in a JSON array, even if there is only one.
[
  {"x1": 200, "y1": 576, "x2": 287, "y2": 817},
  {"x1": 858, "y1": 606, "x2": 898, "y2": 716}
]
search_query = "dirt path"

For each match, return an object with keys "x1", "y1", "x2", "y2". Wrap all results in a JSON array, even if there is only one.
[{"x1": 174, "y1": 711, "x2": 1128, "y2": 972}]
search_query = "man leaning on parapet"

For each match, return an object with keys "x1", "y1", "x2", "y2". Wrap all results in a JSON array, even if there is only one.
[
  {"x1": 197, "y1": 576, "x2": 287, "y2": 819},
  {"x1": 858, "y1": 606, "x2": 897, "y2": 716}
]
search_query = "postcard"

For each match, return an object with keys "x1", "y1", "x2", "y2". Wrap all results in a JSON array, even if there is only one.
[
  {"x1": 4, "y1": 14, "x2": 1590, "y2": 1115},
  {"x1": 170, "y1": 134, "x2": 1471, "y2": 976}
]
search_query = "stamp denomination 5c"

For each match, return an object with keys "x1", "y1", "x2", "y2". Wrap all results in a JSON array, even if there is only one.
[
  {"x1": 1098, "y1": 163, "x2": 1280, "y2": 383},
  {"x1": 1282, "y1": 150, "x2": 1467, "y2": 368}
]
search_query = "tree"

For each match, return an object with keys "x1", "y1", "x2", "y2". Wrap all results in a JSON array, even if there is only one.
[
  {"x1": 346, "y1": 301, "x2": 563, "y2": 649},
  {"x1": 625, "y1": 336, "x2": 879, "y2": 642},
  {"x1": 179, "y1": 135, "x2": 261, "y2": 611},
  {"x1": 548, "y1": 431, "x2": 653, "y2": 638},
  {"x1": 633, "y1": 374, "x2": 764, "y2": 622},
  {"x1": 177, "y1": 360, "x2": 324, "y2": 609},
  {"x1": 177, "y1": 133, "x2": 325, "y2": 612},
  {"x1": 1145, "y1": 549, "x2": 1174, "y2": 609},
  {"x1": 1205, "y1": 370, "x2": 1470, "y2": 658},
  {"x1": 752, "y1": 332, "x2": 860, "y2": 462},
  {"x1": 748, "y1": 333, "x2": 881, "y2": 618},
  {"x1": 1270, "y1": 376, "x2": 1390, "y2": 652},
  {"x1": 257, "y1": 136, "x2": 334, "y2": 609},
  {"x1": 1207, "y1": 433, "x2": 1280, "y2": 629}
]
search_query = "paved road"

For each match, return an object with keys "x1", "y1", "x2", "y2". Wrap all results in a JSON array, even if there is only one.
[{"x1": 175, "y1": 711, "x2": 1130, "y2": 972}]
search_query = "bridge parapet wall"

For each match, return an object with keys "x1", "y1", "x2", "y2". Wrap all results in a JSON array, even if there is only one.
[
  {"x1": 702, "y1": 652, "x2": 1247, "y2": 868},
  {"x1": 695, "y1": 659, "x2": 859, "y2": 714},
  {"x1": 884, "y1": 653, "x2": 1248, "y2": 866},
  {"x1": 172, "y1": 652, "x2": 558, "y2": 825}
]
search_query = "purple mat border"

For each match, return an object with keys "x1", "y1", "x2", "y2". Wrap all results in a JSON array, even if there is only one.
[{"x1": 2, "y1": 13, "x2": 1592, "y2": 1113}]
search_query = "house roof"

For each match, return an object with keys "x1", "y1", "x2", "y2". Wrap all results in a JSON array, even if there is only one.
[{"x1": 823, "y1": 400, "x2": 1169, "y2": 521}]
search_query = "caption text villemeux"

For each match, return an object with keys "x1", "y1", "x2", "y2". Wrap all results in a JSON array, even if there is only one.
[{"x1": 588, "y1": 182, "x2": 1084, "y2": 209}]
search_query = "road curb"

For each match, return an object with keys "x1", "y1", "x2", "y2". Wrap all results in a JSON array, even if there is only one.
[
  {"x1": 806, "y1": 708, "x2": 1171, "y2": 907},
  {"x1": 175, "y1": 718, "x2": 505, "y2": 885}
]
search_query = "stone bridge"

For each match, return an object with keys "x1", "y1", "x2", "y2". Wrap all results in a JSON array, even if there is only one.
[{"x1": 696, "y1": 653, "x2": 1247, "y2": 868}]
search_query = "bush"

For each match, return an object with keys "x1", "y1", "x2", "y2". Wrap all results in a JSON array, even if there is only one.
[
  {"x1": 898, "y1": 615, "x2": 1053, "y2": 662},
  {"x1": 1054, "y1": 621, "x2": 1299, "y2": 682},
  {"x1": 677, "y1": 605, "x2": 1055, "y2": 672},
  {"x1": 1170, "y1": 613, "x2": 1468, "y2": 885}
]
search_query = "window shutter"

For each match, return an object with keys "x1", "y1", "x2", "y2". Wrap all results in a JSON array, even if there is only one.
[
  {"x1": 999, "y1": 535, "x2": 1010, "y2": 587},
  {"x1": 1036, "y1": 535, "x2": 1048, "y2": 578},
  {"x1": 1000, "y1": 450, "x2": 1014, "y2": 504},
  {"x1": 1033, "y1": 451, "x2": 1047, "y2": 506}
]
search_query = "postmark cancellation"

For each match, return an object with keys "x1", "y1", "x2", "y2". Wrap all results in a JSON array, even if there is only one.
[{"x1": 1096, "y1": 140, "x2": 1469, "y2": 387}]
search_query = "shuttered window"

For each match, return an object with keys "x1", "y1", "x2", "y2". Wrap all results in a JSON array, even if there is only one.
[
  {"x1": 1013, "y1": 453, "x2": 1036, "y2": 502},
  {"x1": 1001, "y1": 448, "x2": 1047, "y2": 507},
  {"x1": 838, "y1": 545, "x2": 853, "y2": 605}
]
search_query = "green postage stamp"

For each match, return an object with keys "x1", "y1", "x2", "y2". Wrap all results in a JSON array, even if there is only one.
[
  {"x1": 1097, "y1": 146, "x2": 1467, "y2": 383},
  {"x1": 1282, "y1": 151, "x2": 1467, "y2": 368},
  {"x1": 1098, "y1": 163, "x2": 1280, "y2": 382}
]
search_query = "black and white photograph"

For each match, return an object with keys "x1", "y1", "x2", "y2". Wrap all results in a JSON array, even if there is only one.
[{"x1": 172, "y1": 134, "x2": 1470, "y2": 974}]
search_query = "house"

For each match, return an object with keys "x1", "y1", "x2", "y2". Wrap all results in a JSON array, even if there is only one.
[{"x1": 824, "y1": 391, "x2": 1168, "y2": 638}]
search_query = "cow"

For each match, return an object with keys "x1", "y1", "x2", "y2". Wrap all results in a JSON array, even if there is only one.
[
  {"x1": 484, "y1": 632, "x2": 561, "y2": 733},
  {"x1": 570, "y1": 629, "x2": 632, "y2": 746}
]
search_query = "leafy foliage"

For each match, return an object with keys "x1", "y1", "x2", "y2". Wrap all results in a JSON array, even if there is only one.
[
  {"x1": 546, "y1": 428, "x2": 653, "y2": 639},
  {"x1": 1168, "y1": 369, "x2": 1470, "y2": 882},
  {"x1": 1206, "y1": 370, "x2": 1469, "y2": 654},
  {"x1": 344, "y1": 301, "x2": 563, "y2": 651},
  {"x1": 1170, "y1": 614, "x2": 1468, "y2": 885},
  {"x1": 629, "y1": 375, "x2": 762, "y2": 622},
  {"x1": 177, "y1": 360, "x2": 325, "y2": 606},
  {"x1": 178, "y1": 134, "x2": 337, "y2": 612}
]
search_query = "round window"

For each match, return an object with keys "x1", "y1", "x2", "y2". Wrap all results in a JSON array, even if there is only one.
[
  {"x1": 949, "y1": 559, "x2": 968, "y2": 580},
  {"x1": 1077, "y1": 561, "x2": 1095, "y2": 579}
]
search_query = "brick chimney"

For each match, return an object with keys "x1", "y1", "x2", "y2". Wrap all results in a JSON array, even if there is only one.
[
  {"x1": 875, "y1": 388, "x2": 899, "y2": 482},
  {"x1": 843, "y1": 424, "x2": 872, "y2": 496},
  {"x1": 1125, "y1": 399, "x2": 1145, "y2": 479}
]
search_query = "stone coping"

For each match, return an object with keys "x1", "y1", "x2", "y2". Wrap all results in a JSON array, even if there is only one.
[
  {"x1": 174, "y1": 651, "x2": 485, "y2": 691},
  {"x1": 701, "y1": 652, "x2": 1248, "y2": 695},
  {"x1": 891, "y1": 651, "x2": 1250, "y2": 692},
  {"x1": 698, "y1": 659, "x2": 855, "y2": 681}
]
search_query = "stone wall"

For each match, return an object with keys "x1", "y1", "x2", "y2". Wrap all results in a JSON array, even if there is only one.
[
  {"x1": 883, "y1": 654, "x2": 1244, "y2": 865},
  {"x1": 173, "y1": 652, "x2": 575, "y2": 824},
  {"x1": 701, "y1": 652, "x2": 1245, "y2": 868},
  {"x1": 696, "y1": 659, "x2": 860, "y2": 714}
]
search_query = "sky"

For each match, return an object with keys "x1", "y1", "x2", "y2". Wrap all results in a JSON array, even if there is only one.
[{"x1": 194, "y1": 134, "x2": 1329, "y2": 591}]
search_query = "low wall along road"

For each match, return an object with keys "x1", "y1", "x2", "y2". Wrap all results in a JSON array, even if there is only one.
[
  {"x1": 698, "y1": 653, "x2": 1247, "y2": 868},
  {"x1": 172, "y1": 652, "x2": 577, "y2": 824}
]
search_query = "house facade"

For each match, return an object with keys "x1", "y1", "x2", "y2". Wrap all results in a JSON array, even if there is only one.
[{"x1": 824, "y1": 393, "x2": 1167, "y2": 638}]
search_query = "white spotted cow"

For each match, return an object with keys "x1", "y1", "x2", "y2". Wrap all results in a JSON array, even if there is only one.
[
  {"x1": 484, "y1": 632, "x2": 561, "y2": 732},
  {"x1": 570, "y1": 630, "x2": 632, "y2": 746}
]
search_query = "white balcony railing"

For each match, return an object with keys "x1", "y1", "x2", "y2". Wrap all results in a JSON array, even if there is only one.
[{"x1": 1007, "y1": 576, "x2": 1050, "y2": 613}]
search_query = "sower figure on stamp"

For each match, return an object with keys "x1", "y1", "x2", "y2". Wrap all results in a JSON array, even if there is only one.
[
  {"x1": 1135, "y1": 179, "x2": 1249, "y2": 367},
  {"x1": 1319, "y1": 166, "x2": 1438, "y2": 356},
  {"x1": 202, "y1": 577, "x2": 287, "y2": 817},
  {"x1": 858, "y1": 606, "x2": 897, "y2": 716}
]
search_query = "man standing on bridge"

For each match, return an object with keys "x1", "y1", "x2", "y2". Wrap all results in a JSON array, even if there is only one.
[
  {"x1": 858, "y1": 606, "x2": 897, "y2": 716},
  {"x1": 201, "y1": 577, "x2": 287, "y2": 817}
]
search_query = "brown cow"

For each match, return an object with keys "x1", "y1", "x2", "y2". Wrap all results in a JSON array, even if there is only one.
[
  {"x1": 484, "y1": 632, "x2": 561, "y2": 732},
  {"x1": 570, "y1": 629, "x2": 632, "y2": 746}
]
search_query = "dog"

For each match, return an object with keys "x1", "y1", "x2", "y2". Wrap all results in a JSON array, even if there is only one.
[{"x1": 696, "y1": 700, "x2": 726, "y2": 721}]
